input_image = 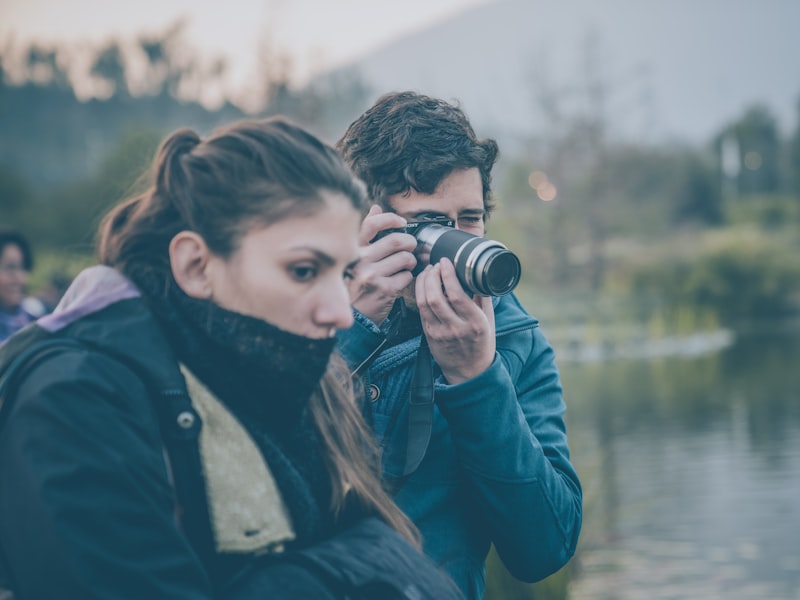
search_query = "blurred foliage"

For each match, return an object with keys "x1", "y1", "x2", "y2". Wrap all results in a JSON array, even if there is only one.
[
  {"x1": 7, "y1": 127, "x2": 163, "y2": 252},
  {"x1": 714, "y1": 104, "x2": 782, "y2": 195},
  {"x1": 625, "y1": 229, "x2": 800, "y2": 326},
  {"x1": 791, "y1": 98, "x2": 800, "y2": 197},
  {"x1": 726, "y1": 193, "x2": 800, "y2": 229},
  {"x1": 25, "y1": 250, "x2": 94, "y2": 301}
]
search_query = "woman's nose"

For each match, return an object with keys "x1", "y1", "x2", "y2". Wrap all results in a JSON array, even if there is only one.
[{"x1": 318, "y1": 279, "x2": 354, "y2": 332}]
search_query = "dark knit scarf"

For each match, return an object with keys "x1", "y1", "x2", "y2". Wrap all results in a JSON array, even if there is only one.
[{"x1": 137, "y1": 273, "x2": 337, "y2": 544}]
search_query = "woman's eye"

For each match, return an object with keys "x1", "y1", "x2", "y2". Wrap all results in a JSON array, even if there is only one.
[
  {"x1": 343, "y1": 268, "x2": 355, "y2": 281},
  {"x1": 290, "y1": 265, "x2": 318, "y2": 281}
]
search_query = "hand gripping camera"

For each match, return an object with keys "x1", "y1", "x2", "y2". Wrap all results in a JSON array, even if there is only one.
[{"x1": 383, "y1": 216, "x2": 521, "y2": 297}]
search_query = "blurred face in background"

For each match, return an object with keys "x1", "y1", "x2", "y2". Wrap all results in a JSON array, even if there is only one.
[{"x1": 0, "y1": 243, "x2": 28, "y2": 311}]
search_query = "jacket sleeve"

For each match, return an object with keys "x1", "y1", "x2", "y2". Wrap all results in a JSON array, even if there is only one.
[
  {"x1": 0, "y1": 348, "x2": 214, "y2": 599},
  {"x1": 433, "y1": 325, "x2": 583, "y2": 582}
]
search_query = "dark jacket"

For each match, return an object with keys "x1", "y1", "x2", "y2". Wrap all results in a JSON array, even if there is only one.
[{"x1": 0, "y1": 266, "x2": 464, "y2": 600}]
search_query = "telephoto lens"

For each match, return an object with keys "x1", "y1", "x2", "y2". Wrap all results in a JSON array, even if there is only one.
[{"x1": 413, "y1": 225, "x2": 521, "y2": 297}]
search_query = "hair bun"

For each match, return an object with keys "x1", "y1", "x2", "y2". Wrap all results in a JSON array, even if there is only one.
[{"x1": 155, "y1": 128, "x2": 201, "y2": 197}]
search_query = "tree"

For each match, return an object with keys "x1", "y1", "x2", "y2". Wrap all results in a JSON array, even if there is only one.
[
  {"x1": 136, "y1": 20, "x2": 197, "y2": 101},
  {"x1": 669, "y1": 150, "x2": 723, "y2": 225},
  {"x1": 789, "y1": 97, "x2": 800, "y2": 197},
  {"x1": 0, "y1": 165, "x2": 37, "y2": 226},
  {"x1": 718, "y1": 104, "x2": 781, "y2": 195},
  {"x1": 23, "y1": 45, "x2": 71, "y2": 91},
  {"x1": 90, "y1": 42, "x2": 129, "y2": 98}
]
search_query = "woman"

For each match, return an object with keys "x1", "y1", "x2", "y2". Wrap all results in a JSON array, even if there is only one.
[
  {"x1": 0, "y1": 231, "x2": 37, "y2": 343},
  {"x1": 0, "y1": 118, "x2": 462, "y2": 599}
]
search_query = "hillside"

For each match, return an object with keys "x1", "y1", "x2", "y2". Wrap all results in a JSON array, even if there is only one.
[{"x1": 327, "y1": 0, "x2": 800, "y2": 149}]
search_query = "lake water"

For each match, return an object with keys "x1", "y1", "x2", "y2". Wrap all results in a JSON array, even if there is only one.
[{"x1": 560, "y1": 326, "x2": 800, "y2": 600}]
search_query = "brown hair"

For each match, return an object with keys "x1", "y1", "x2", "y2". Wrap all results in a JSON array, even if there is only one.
[
  {"x1": 99, "y1": 117, "x2": 417, "y2": 544},
  {"x1": 337, "y1": 90, "x2": 499, "y2": 214}
]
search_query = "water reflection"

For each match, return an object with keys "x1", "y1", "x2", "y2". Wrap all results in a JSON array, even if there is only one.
[{"x1": 562, "y1": 328, "x2": 800, "y2": 599}]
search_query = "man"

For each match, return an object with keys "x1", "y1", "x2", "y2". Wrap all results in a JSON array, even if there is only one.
[{"x1": 336, "y1": 91, "x2": 582, "y2": 599}]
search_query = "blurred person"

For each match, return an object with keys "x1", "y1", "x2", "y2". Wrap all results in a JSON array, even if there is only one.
[
  {"x1": 0, "y1": 117, "x2": 463, "y2": 600},
  {"x1": 0, "y1": 231, "x2": 37, "y2": 343},
  {"x1": 336, "y1": 91, "x2": 582, "y2": 599}
]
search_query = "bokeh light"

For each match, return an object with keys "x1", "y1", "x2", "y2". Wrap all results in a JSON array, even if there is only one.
[
  {"x1": 537, "y1": 181, "x2": 557, "y2": 201},
  {"x1": 528, "y1": 169, "x2": 557, "y2": 201}
]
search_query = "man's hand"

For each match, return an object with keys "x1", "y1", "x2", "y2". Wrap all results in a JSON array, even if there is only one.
[
  {"x1": 348, "y1": 205, "x2": 418, "y2": 325},
  {"x1": 415, "y1": 258, "x2": 496, "y2": 385}
]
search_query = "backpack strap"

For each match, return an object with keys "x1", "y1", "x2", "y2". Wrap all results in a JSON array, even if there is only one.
[
  {"x1": 0, "y1": 337, "x2": 92, "y2": 600},
  {"x1": 0, "y1": 338, "x2": 89, "y2": 429}
]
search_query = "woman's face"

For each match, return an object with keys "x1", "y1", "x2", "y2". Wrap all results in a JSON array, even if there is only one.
[
  {"x1": 205, "y1": 192, "x2": 361, "y2": 339},
  {"x1": 0, "y1": 243, "x2": 28, "y2": 311}
]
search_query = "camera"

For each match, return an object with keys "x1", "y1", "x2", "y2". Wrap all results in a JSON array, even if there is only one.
[{"x1": 377, "y1": 216, "x2": 521, "y2": 297}]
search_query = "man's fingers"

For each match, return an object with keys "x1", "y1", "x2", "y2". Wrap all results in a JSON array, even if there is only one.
[
  {"x1": 437, "y1": 258, "x2": 472, "y2": 308},
  {"x1": 359, "y1": 207, "x2": 408, "y2": 245},
  {"x1": 418, "y1": 264, "x2": 453, "y2": 324},
  {"x1": 360, "y1": 247, "x2": 417, "y2": 277}
]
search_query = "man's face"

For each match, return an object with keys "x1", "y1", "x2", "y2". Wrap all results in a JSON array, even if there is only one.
[{"x1": 386, "y1": 167, "x2": 485, "y2": 305}]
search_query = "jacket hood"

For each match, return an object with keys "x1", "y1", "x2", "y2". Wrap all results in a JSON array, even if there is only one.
[{"x1": 36, "y1": 265, "x2": 185, "y2": 392}]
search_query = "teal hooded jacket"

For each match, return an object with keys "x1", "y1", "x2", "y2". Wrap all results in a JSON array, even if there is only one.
[{"x1": 337, "y1": 293, "x2": 583, "y2": 599}]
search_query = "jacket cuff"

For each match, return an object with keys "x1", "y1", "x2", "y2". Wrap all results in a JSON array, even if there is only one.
[{"x1": 433, "y1": 354, "x2": 522, "y2": 422}]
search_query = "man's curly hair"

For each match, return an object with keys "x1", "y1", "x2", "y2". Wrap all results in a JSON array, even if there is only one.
[{"x1": 337, "y1": 91, "x2": 499, "y2": 216}]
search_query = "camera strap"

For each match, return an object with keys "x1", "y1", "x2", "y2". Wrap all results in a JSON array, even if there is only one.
[
  {"x1": 402, "y1": 335, "x2": 434, "y2": 476},
  {"x1": 349, "y1": 300, "x2": 435, "y2": 481}
]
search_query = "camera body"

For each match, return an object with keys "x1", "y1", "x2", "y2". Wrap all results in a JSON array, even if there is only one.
[{"x1": 378, "y1": 216, "x2": 521, "y2": 297}]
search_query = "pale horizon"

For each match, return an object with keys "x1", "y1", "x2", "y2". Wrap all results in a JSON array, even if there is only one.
[{"x1": 0, "y1": 0, "x2": 492, "y2": 105}]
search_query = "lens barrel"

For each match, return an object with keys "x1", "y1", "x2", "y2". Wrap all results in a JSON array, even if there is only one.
[{"x1": 413, "y1": 225, "x2": 521, "y2": 296}]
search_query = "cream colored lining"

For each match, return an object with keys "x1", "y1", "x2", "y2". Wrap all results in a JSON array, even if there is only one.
[{"x1": 180, "y1": 364, "x2": 295, "y2": 553}]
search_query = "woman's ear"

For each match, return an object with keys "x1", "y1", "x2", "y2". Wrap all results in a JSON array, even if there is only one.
[{"x1": 169, "y1": 231, "x2": 213, "y2": 299}]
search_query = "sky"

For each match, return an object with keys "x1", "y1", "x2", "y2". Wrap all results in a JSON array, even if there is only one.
[{"x1": 0, "y1": 0, "x2": 491, "y2": 101}]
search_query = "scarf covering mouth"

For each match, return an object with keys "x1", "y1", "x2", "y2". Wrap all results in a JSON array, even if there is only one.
[{"x1": 134, "y1": 271, "x2": 337, "y2": 428}]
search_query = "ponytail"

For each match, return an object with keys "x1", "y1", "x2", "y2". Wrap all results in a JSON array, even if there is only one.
[{"x1": 154, "y1": 129, "x2": 201, "y2": 230}]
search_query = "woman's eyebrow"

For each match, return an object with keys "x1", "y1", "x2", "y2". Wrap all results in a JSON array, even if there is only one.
[{"x1": 288, "y1": 247, "x2": 335, "y2": 266}]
